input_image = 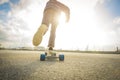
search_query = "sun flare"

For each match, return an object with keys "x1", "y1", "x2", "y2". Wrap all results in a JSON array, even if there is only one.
[
  {"x1": 56, "y1": 6, "x2": 109, "y2": 50},
  {"x1": 59, "y1": 12, "x2": 66, "y2": 25}
]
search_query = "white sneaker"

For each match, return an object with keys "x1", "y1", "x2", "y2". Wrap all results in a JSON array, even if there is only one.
[{"x1": 33, "y1": 24, "x2": 48, "y2": 46}]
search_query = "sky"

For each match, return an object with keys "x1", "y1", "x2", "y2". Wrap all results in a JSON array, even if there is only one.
[{"x1": 0, "y1": 0, "x2": 120, "y2": 51}]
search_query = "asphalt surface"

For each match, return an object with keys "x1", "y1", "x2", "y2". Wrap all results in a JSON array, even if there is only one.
[{"x1": 0, "y1": 50, "x2": 120, "y2": 80}]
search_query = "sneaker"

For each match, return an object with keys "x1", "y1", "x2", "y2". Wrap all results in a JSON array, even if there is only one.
[
  {"x1": 49, "y1": 47, "x2": 53, "y2": 50},
  {"x1": 33, "y1": 24, "x2": 48, "y2": 46}
]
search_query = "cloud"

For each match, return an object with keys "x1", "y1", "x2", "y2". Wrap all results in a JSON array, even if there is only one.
[
  {"x1": 0, "y1": 0, "x2": 9, "y2": 4},
  {"x1": 0, "y1": 0, "x2": 45, "y2": 47},
  {"x1": 113, "y1": 17, "x2": 120, "y2": 24},
  {"x1": 94, "y1": 0, "x2": 120, "y2": 48},
  {"x1": 0, "y1": 17, "x2": 27, "y2": 40}
]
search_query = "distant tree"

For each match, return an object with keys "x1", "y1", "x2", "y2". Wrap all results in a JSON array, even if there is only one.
[
  {"x1": 0, "y1": 44, "x2": 1, "y2": 46},
  {"x1": 0, "y1": 44, "x2": 3, "y2": 49},
  {"x1": 116, "y1": 47, "x2": 119, "y2": 52}
]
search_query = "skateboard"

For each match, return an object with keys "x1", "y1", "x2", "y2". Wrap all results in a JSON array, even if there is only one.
[{"x1": 40, "y1": 50, "x2": 64, "y2": 61}]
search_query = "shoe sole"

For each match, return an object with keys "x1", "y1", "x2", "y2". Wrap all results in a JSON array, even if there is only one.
[{"x1": 33, "y1": 28, "x2": 43, "y2": 46}]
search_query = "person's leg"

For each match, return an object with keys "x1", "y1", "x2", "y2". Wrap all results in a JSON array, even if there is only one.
[
  {"x1": 32, "y1": 10, "x2": 52, "y2": 46},
  {"x1": 48, "y1": 23, "x2": 58, "y2": 49},
  {"x1": 48, "y1": 10, "x2": 60, "y2": 50}
]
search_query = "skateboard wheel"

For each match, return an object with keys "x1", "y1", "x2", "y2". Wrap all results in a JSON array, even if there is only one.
[
  {"x1": 59, "y1": 54, "x2": 64, "y2": 61},
  {"x1": 40, "y1": 54, "x2": 45, "y2": 61}
]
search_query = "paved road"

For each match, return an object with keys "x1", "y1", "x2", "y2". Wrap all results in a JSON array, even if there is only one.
[{"x1": 0, "y1": 50, "x2": 120, "y2": 80}]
